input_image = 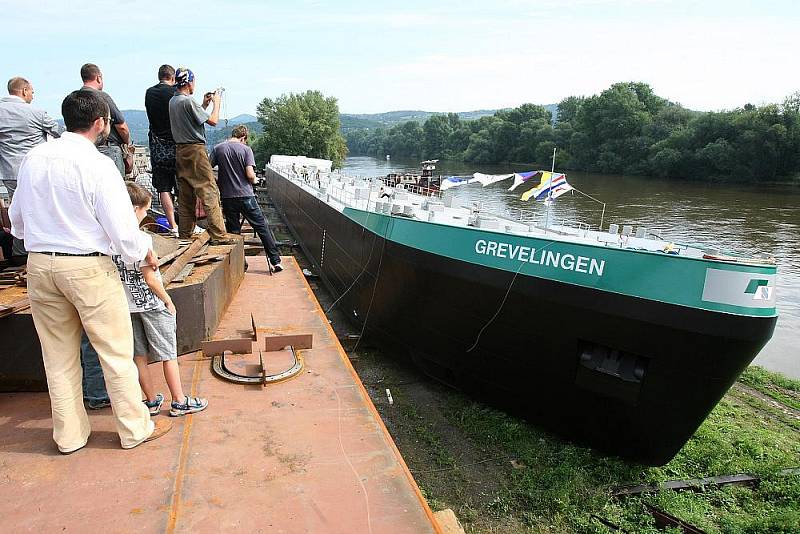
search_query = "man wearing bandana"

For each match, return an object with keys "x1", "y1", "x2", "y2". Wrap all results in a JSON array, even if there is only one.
[{"x1": 167, "y1": 68, "x2": 233, "y2": 244}]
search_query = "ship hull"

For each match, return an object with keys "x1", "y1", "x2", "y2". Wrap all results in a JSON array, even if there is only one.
[{"x1": 265, "y1": 168, "x2": 777, "y2": 465}]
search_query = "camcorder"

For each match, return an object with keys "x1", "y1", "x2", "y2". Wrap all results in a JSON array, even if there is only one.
[{"x1": 204, "y1": 87, "x2": 226, "y2": 99}]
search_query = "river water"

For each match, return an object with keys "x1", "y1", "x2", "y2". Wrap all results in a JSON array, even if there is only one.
[{"x1": 343, "y1": 156, "x2": 800, "y2": 379}]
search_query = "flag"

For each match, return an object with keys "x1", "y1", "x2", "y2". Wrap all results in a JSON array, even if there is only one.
[
  {"x1": 508, "y1": 170, "x2": 541, "y2": 191},
  {"x1": 520, "y1": 172, "x2": 573, "y2": 202},
  {"x1": 469, "y1": 173, "x2": 514, "y2": 187},
  {"x1": 440, "y1": 176, "x2": 472, "y2": 191}
]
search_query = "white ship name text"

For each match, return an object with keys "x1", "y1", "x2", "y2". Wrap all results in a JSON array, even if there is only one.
[{"x1": 474, "y1": 239, "x2": 605, "y2": 276}]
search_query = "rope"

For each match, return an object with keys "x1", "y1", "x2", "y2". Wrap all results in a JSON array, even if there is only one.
[
  {"x1": 352, "y1": 216, "x2": 393, "y2": 353},
  {"x1": 325, "y1": 210, "x2": 379, "y2": 314},
  {"x1": 465, "y1": 239, "x2": 559, "y2": 353}
]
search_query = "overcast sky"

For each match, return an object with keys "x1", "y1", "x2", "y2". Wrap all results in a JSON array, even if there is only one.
[{"x1": 2, "y1": 0, "x2": 798, "y2": 119}]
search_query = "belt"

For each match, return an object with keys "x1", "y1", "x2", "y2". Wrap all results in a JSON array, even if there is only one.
[{"x1": 35, "y1": 251, "x2": 106, "y2": 257}]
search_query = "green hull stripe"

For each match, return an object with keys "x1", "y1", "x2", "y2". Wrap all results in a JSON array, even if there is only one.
[{"x1": 343, "y1": 208, "x2": 777, "y2": 318}]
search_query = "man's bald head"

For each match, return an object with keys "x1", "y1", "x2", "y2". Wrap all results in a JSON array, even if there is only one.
[{"x1": 7, "y1": 77, "x2": 33, "y2": 103}]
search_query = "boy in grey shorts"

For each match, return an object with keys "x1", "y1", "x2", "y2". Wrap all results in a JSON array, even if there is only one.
[{"x1": 114, "y1": 182, "x2": 208, "y2": 417}]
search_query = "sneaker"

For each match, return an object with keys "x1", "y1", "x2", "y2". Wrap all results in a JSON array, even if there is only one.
[
  {"x1": 170, "y1": 396, "x2": 209, "y2": 417},
  {"x1": 143, "y1": 393, "x2": 164, "y2": 416},
  {"x1": 87, "y1": 398, "x2": 111, "y2": 410},
  {"x1": 209, "y1": 238, "x2": 238, "y2": 246},
  {"x1": 272, "y1": 263, "x2": 283, "y2": 272},
  {"x1": 169, "y1": 228, "x2": 179, "y2": 237}
]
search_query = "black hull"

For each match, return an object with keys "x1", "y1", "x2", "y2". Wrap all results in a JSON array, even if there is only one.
[{"x1": 265, "y1": 169, "x2": 777, "y2": 465}]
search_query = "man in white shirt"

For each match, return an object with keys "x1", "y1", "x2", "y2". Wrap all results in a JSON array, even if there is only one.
[{"x1": 9, "y1": 89, "x2": 172, "y2": 453}]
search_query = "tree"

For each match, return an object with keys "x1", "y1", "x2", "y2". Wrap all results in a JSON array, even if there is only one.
[
  {"x1": 256, "y1": 90, "x2": 348, "y2": 168},
  {"x1": 556, "y1": 96, "x2": 584, "y2": 124},
  {"x1": 423, "y1": 114, "x2": 452, "y2": 159}
]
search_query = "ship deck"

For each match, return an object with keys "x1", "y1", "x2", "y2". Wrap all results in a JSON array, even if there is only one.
[
  {"x1": 0, "y1": 256, "x2": 441, "y2": 533},
  {"x1": 273, "y1": 166, "x2": 772, "y2": 266}
]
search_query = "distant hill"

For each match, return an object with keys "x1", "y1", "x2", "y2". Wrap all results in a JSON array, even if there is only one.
[
  {"x1": 226, "y1": 113, "x2": 257, "y2": 125},
  {"x1": 340, "y1": 105, "x2": 559, "y2": 131}
]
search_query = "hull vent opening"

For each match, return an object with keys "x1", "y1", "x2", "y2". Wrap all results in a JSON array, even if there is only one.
[{"x1": 575, "y1": 341, "x2": 649, "y2": 406}]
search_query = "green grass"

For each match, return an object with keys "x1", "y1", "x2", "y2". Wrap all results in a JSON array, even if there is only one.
[
  {"x1": 399, "y1": 400, "x2": 459, "y2": 471},
  {"x1": 440, "y1": 373, "x2": 800, "y2": 533},
  {"x1": 739, "y1": 366, "x2": 800, "y2": 412}
]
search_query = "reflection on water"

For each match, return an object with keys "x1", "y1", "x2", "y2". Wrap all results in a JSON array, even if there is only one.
[{"x1": 344, "y1": 156, "x2": 800, "y2": 378}]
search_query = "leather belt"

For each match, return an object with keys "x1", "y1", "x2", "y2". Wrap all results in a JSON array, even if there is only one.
[{"x1": 35, "y1": 251, "x2": 106, "y2": 257}]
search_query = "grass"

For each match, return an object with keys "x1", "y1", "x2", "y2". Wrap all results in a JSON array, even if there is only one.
[
  {"x1": 436, "y1": 368, "x2": 800, "y2": 533},
  {"x1": 739, "y1": 366, "x2": 800, "y2": 412}
]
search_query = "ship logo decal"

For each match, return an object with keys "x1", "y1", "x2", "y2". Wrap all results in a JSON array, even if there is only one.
[
  {"x1": 746, "y1": 279, "x2": 774, "y2": 301},
  {"x1": 702, "y1": 269, "x2": 776, "y2": 309}
]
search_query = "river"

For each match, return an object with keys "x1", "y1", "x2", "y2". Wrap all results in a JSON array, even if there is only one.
[{"x1": 343, "y1": 156, "x2": 800, "y2": 379}]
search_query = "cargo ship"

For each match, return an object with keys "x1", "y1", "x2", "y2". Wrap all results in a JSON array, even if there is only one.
[{"x1": 264, "y1": 156, "x2": 778, "y2": 465}]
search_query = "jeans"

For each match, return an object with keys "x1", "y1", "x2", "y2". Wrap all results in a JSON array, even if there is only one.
[
  {"x1": 221, "y1": 196, "x2": 281, "y2": 266},
  {"x1": 98, "y1": 144, "x2": 124, "y2": 177},
  {"x1": 81, "y1": 331, "x2": 109, "y2": 403}
]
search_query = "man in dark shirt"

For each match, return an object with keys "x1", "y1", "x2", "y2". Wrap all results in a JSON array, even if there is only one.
[
  {"x1": 145, "y1": 65, "x2": 178, "y2": 233},
  {"x1": 210, "y1": 125, "x2": 282, "y2": 271},
  {"x1": 80, "y1": 63, "x2": 130, "y2": 177}
]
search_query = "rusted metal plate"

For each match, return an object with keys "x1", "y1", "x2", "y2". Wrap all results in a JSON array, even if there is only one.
[
  {"x1": 170, "y1": 239, "x2": 245, "y2": 355},
  {"x1": 201, "y1": 338, "x2": 254, "y2": 356},
  {"x1": 262, "y1": 333, "x2": 313, "y2": 352},
  {"x1": 0, "y1": 312, "x2": 47, "y2": 391}
]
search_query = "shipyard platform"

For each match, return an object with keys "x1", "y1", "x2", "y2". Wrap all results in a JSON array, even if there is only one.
[{"x1": 0, "y1": 256, "x2": 442, "y2": 533}]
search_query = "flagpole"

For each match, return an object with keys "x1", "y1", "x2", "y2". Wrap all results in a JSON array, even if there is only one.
[{"x1": 544, "y1": 147, "x2": 556, "y2": 232}]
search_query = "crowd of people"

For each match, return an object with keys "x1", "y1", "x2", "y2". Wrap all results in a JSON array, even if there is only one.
[{"x1": 0, "y1": 63, "x2": 282, "y2": 453}]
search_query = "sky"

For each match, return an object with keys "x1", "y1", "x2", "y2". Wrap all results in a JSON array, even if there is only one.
[{"x1": 2, "y1": 0, "x2": 799, "y2": 119}]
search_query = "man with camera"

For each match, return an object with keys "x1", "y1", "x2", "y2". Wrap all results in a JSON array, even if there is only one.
[{"x1": 168, "y1": 68, "x2": 233, "y2": 244}]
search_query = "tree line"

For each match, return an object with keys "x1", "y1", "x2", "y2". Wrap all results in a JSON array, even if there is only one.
[{"x1": 345, "y1": 82, "x2": 800, "y2": 182}]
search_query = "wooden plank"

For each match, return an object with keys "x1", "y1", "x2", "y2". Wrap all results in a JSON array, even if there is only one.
[
  {"x1": 190, "y1": 254, "x2": 224, "y2": 266},
  {"x1": 263, "y1": 333, "x2": 313, "y2": 352},
  {"x1": 171, "y1": 263, "x2": 194, "y2": 284},
  {"x1": 0, "y1": 297, "x2": 30, "y2": 319},
  {"x1": 201, "y1": 338, "x2": 254, "y2": 356},
  {"x1": 433, "y1": 509, "x2": 466, "y2": 534},
  {"x1": 163, "y1": 232, "x2": 209, "y2": 285},
  {"x1": 157, "y1": 245, "x2": 189, "y2": 267},
  {"x1": 149, "y1": 231, "x2": 180, "y2": 258}
]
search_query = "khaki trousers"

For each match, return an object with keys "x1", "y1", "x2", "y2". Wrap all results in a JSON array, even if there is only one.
[
  {"x1": 26, "y1": 253, "x2": 154, "y2": 452},
  {"x1": 175, "y1": 143, "x2": 227, "y2": 240}
]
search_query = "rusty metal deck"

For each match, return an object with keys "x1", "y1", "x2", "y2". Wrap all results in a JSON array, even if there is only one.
[{"x1": 0, "y1": 256, "x2": 440, "y2": 533}]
